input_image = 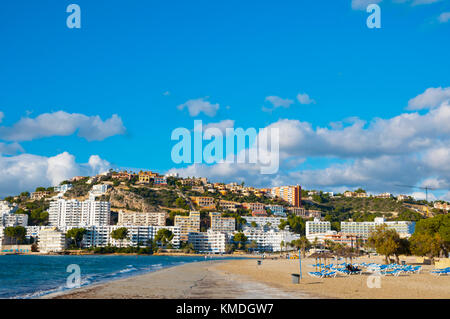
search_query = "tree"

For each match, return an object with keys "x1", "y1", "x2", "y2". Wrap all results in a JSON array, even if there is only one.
[
  {"x1": 233, "y1": 232, "x2": 248, "y2": 250},
  {"x1": 280, "y1": 240, "x2": 285, "y2": 254},
  {"x1": 250, "y1": 221, "x2": 257, "y2": 228},
  {"x1": 155, "y1": 228, "x2": 174, "y2": 248},
  {"x1": 367, "y1": 225, "x2": 403, "y2": 264},
  {"x1": 110, "y1": 227, "x2": 129, "y2": 248},
  {"x1": 4, "y1": 226, "x2": 26, "y2": 244},
  {"x1": 413, "y1": 214, "x2": 450, "y2": 257},
  {"x1": 409, "y1": 232, "x2": 442, "y2": 261},
  {"x1": 247, "y1": 240, "x2": 258, "y2": 252},
  {"x1": 291, "y1": 236, "x2": 311, "y2": 258},
  {"x1": 66, "y1": 228, "x2": 87, "y2": 249}
]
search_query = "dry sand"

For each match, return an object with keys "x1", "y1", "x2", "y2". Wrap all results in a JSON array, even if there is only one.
[
  {"x1": 44, "y1": 256, "x2": 450, "y2": 299},
  {"x1": 213, "y1": 256, "x2": 450, "y2": 299}
]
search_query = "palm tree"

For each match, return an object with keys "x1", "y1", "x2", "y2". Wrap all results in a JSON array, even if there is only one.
[{"x1": 292, "y1": 236, "x2": 311, "y2": 258}]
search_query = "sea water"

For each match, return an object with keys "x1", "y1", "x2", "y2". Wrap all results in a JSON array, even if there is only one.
[{"x1": 0, "y1": 254, "x2": 211, "y2": 298}]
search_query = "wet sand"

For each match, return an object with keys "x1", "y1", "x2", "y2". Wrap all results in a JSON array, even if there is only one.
[{"x1": 43, "y1": 260, "x2": 313, "y2": 299}]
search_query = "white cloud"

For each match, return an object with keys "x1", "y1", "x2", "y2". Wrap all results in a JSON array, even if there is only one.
[
  {"x1": 169, "y1": 90, "x2": 450, "y2": 195},
  {"x1": 407, "y1": 87, "x2": 450, "y2": 110},
  {"x1": 296, "y1": 93, "x2": 316, "y2": 105},
  {"x1": 0, "y1": 112, "x2": 4, "y2": 123},
  {"x1": 177, "y1": 97, "x2": 220, "y2": 117},
  {"x1": 0, "y1": 111, "x2": 126, "y2": 142},
  {"x1": 265, "y1": 96, "x2": 294, "y2": 108},
  {"x1": 0, "y1": 152, "x2": 111, "y2": 197},
  {"x1": 163, "y1": 91, "x2": 170, "y2": 96},
  {"x1": 438, "y1": 12, "x2": 450, "y2": 23}
]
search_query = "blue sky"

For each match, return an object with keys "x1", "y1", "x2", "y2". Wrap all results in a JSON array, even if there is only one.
[{"x1": 0, "y1": 0, "x2": 450, "y2": 198}]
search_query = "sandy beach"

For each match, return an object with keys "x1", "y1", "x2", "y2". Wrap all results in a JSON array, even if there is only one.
[{"x1": 44, "y1": 256, "x2": 450, "y2": 299}]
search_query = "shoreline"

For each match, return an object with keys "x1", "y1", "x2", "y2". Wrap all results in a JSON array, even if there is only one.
[
  {"x1": 43, "y1": 259, "x2": 314, "y2": 299},
  {"x1": 42, "y1": 255, "x2": 450, "y2": 299}
]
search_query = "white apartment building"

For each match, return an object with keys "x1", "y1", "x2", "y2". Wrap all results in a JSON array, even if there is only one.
[
  {"x1": 0, "y1": 201, "x2": 18, "y2": 214},
  {"x1": 49, "y1": 199, "x2": 111, "y2": 227},
  {"x1": 38, "y1": 227, "x2": 67, "y2": 253},
  {"x1": 118, "y1": 211, "x2": 167, "y2": 226},
  {"x1": 188, "y1": 230, "x2": 228, "y2": 253},
  {"x1": 305, "y1": 218, "x2": 331, "y2": 236},
  {"x1": 0, "y1": 213, "x2": 28, "y2": 227},
  {"x1": 209, "y1": 212, "x2": 235, "y2": 233},
  {"x1": 90, "y1": 184, "x2": 109, "y2": 195},
  {"x1": 54, "y1": 184, "x2": 73, "y2": 193},
  {"x1": 241, "y1": 229, "x2": 300, "y2": 252},
  {"x1": 243, "y1": 216, "x2": 286, "y2": 230},
  {"x1": 266, "y1": 205, "x2": 286, "y2": 217},
  {"x1": 82, "y1": 225, "x2": 180, "y2": 248},
  {"x1": 341, "y1": 217, "x2": 415, "y2": 239}
]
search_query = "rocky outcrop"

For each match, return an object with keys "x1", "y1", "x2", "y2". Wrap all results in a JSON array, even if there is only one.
[{"x1": 109, "y1": 188, "x2": 158, "y2": 212}]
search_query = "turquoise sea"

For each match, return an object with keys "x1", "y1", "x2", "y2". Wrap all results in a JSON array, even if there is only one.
[{"x1": 0, "y1": 254, "x2": 214, "y2": 299}]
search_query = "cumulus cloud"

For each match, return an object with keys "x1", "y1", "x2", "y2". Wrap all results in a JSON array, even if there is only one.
[
  {"x1": 169, "y1": 89, "x2": 450, "y2": 195},
  {"x1": 0, "y1": 111, "x2": 126, "y2": 142},
  {"x1": 177, "y1": 97, "x2": 220, "y2": 117},
  {"x1": 407, "y1": 87, "x2": 450, "y2": 110},
  {"x1": 296, "y1": 93, "x2": 316, "y2": 105},
  {"x1": 0, "y1": 152, "x2": 111, "y2": 197}
]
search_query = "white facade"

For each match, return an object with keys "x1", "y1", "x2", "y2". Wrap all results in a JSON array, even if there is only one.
[
  {"x1": 305, "y1": 218, "x2": 331, "y2": 236},
  {"x1": 38, "y1": 228, "x2": 67, "y2": 253},
  {"x1": 341, "y1": 217, "x2": 415, "y2": 238},
  {"x1": 54, "y1": 184, "x2": 73, "y2": 193},
  {"x1": 90, "y1": 184, "x2": 109, "y2": 195},
  {"x1": 188, "y1": 230, "x2": 228, "y2": 253},
  {"x1": 82, "y1": 225, "x2": 181, "y2": 248},
  {"x1": 0, "y1": 213, "x2": 28, "y2": 227},
  {"x1": 243, "y1": 216, "x2": 286, "y2": 230},
  {"x1": 241, "y1": 229, "x2": 300, "y2": 252},
  {"x1": 49, "y1": 199, "x2": 111, "y2": 227},
  {"x1": 118, "y1": 211, "x2": 166, "y2": 226},
  {"x1": 210, "y1": 212, "x2": 236, "y2": 233}
]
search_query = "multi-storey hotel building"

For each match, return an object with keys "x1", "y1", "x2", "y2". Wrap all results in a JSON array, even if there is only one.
[
  {"x1": 305, "y1": 218, "x2": 331, "y2": 236},
  {"x1": 241, "y1": 229, "x2": 300, "y2": 252},
  {"x1": 49, "y1": 199, "x2": 111, "y2": 227},
  {"x1": 188, "y1": 230, "x2": 228, "y2": 253},
  {"x1": 341, "y1": 217, "x2": 415, "y2": 239},
  {"x1": 174, "y1": 211, "x2": 201, "y2": 241},
  {"x1": 82, "y1": 225, "x2": 181, "y2": 248},
  {"x1": 243, "y1": 216, "x2": 286, "y2": 230},
  {"x1": 271, "y1": 185, "x2": 301, "y2": 207},
  {"x1": 118, "y1": 211, "x2": 166, "y2": 226},
  {"x1": 209, "y1": 212, "x2": 235, "y2": 233}
]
